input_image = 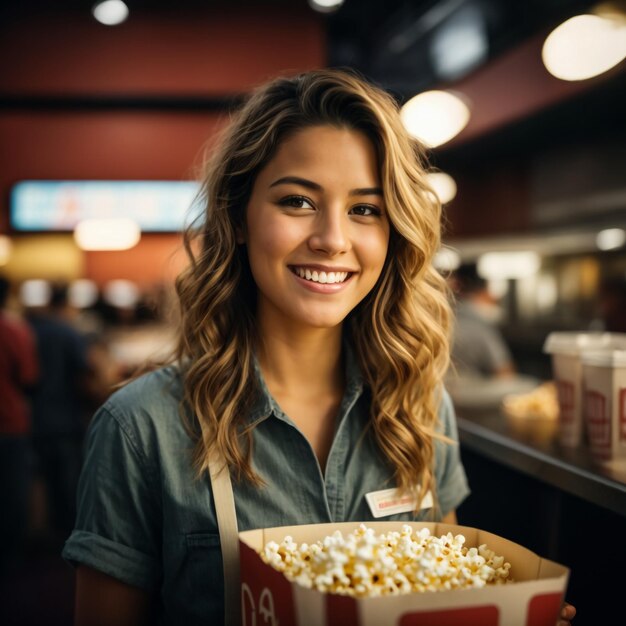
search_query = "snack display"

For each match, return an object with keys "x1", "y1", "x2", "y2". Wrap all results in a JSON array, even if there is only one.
[
  {"x1": 260, "y1": 524, "x2": 512, "y2": 597},
  {"x1": 502, "y1": 381, "x2": 559, "y2": 420}
]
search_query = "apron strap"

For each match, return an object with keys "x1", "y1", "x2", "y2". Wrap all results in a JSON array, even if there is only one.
[{"x1": 209, "y1": 447, "x2": 241, "y2": 626}]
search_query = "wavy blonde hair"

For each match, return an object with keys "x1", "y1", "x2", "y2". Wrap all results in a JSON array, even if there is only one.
[{"x1": 175, "y1": 69, "x2": 451, "y2": 508}]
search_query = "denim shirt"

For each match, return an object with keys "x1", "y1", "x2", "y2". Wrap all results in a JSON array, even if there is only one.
[{"x1": 63, "y1": 348, "x2": 470, "y2": 625}]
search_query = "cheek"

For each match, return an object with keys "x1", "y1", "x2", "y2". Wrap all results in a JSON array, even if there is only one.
[
  {"x1": 361, "y1": 229, "x2": 390, "y2": 273},
  {"x1": 259, "y1": 218, "x2": 304, "y2": 255},
  {"x1": 247, "y1": 218, "x2": 302, "y2": 275}
]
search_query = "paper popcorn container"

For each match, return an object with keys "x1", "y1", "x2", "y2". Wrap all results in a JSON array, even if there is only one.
[
  {"x1": 543, "y1": 332, "x2": 626, "y2": 446},
  {"x1": 581, "y1": 349, "x2": 626, "y2": 461},
  {"x1": 239, "y1": 521, "x2": 569, "y2": 626}
]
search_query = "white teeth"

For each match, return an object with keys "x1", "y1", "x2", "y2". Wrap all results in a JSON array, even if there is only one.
[{"x1": 293, "y1": 267, "x2": 349, "y2": 284}]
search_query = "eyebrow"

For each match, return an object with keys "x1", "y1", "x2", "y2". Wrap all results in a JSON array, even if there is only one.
[{"x1": 269, "y1": 176, "x2": 383, "y2": 197}]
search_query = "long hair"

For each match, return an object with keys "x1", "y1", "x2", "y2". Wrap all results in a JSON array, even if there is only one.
[{"x1": 175, "y1": 69, "x2": 451, "y2": 505}]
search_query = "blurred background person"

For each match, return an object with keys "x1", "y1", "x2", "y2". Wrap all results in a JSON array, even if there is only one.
[
  {"x1": 0, "y1": 275, "x2": 39, "y2": 573},
  {"x1": 450, "y1": 263, "x2": 516, "y2": 379},
  {"x1": 26, "y1": 283, "x2": 91, "y2": 542}
]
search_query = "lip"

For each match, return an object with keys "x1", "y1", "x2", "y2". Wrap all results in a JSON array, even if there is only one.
[
  {"x1": 288, "y1": 264, "x2": 358, "y2": 273},
  {"x1": 288, "y1": 266, "x2": 355, "y2": 294}
]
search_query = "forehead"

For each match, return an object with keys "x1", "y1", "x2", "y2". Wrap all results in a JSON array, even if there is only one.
[{"x1": 257, "y1": 125, "x2": 380, "y2": 185}]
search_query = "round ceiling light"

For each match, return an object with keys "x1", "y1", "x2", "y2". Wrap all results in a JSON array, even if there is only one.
[
  {"x1": 542, "y1": 13, "x2": 626, "y2": 81},
  {"x1": 596, "y1": 228, "x2": 626, "y2": 250},
  {"x1": 92, "y1": 0, "x2": 129, "y2": 26},
  {"x1": 426, "y1": 172, "x2": 458, "y2": 204},
  {"x1": 401, "y1": 90, "x2": 470, "y2": 148},
  {"x1": 308, "y1": 0, "x2": 344, "y2": 13}
]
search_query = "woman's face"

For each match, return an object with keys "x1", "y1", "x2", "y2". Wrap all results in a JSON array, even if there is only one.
[{"x1": 241, "y1": 125, "x2": 390, "y2": 333}]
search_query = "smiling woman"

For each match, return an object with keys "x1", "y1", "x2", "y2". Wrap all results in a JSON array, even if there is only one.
[
  {"x1": 242, "y1": 125, "x2": 390, "y2": 331},
  {"x1": 63, "y1": 69, "x2": 473, "y2": 626}
]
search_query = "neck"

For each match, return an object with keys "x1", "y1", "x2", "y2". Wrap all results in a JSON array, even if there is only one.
[{"x1": 256, "y1": 323, "x2": 345, "y2": 397}]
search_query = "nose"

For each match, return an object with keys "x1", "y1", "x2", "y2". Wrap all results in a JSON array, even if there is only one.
[{"x1": 308, "y1": 208, "x2": 351, "y2": 256}]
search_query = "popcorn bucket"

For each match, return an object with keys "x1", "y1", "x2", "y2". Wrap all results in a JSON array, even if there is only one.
[
  {"x1": 543, "y1": 332, "x2": 626, "y2": 446},
  {"x1": 239, "y1": 521, "x2": 569, "y2": 626},
  {"x1": 581, "y1": 349, "x2": 626, "y2": 462}
]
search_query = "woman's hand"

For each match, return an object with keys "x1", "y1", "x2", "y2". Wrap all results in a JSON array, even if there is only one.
[{"x1": 558, "y1": 602, "x2": 576, "y2": 625}]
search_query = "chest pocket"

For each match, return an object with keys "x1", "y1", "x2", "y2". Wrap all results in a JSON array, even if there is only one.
[{"x1": 181, "y1": 532, "x2": 224, "y2": 625}]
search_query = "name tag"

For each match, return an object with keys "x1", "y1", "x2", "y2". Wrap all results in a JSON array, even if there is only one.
[{"x1": 365, "y1": 488, "x2": 433, "y2": 518}]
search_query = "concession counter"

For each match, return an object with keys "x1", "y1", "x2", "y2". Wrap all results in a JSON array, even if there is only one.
[{"x1": 456, "y1": 408, "x2": 626, "y2": 625}]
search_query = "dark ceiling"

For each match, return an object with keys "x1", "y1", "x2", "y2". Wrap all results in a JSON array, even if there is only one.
[
  {"x1": 4, "y1": 0, "x2": 621, "y2": 161},
  {"x1": 1, "y1": 0, "x2": 597, "y2": 98}
]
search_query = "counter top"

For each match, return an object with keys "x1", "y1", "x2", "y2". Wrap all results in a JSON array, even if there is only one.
[{"x1": 456, "y1": 409, "x2": 626, "y2": 518}]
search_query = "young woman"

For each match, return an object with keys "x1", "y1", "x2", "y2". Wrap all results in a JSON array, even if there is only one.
[{"x1": 63, "y1": 69, "x2": 575, "y2": 626}]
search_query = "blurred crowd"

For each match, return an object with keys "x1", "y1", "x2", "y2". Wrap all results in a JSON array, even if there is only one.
[{"x1": 0, "y1": 275, "x2": 174, "y2": 577}]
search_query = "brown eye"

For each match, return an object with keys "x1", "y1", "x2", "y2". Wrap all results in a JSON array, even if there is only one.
[
  {"x1": 279, "y1": 195, "x2": 314, "y2": 209},
  {"x1": 351, "y1": 204, "x2": 381, "y2": 217}
]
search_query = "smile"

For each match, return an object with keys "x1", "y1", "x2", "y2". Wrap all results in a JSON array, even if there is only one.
[{"x1": 289, "y1": 266, "x2": 351, "y2": 284}]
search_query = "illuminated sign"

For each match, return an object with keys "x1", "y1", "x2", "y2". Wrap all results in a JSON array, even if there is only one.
[{"x1": 10, "y1": 180, "x2": 202, "y2": 232}]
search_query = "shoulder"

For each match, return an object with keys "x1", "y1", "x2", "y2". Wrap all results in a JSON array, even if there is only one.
[
  {"x1": 95, "y1": 365, "x2": 187, "y2": 454},
  {"x1": 110, "y1": 364, "x2": 182, "y2": 405},
  {"x1": 436, "y1": 387, "x2": 458, "y2": 438}
]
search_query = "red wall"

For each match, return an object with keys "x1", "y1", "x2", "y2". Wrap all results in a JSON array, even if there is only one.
[
  {"x1": 0, "y1": 6, "x2": 324, "y2": 284},
  {"x1": 0, "y1": 8, "x2": 325, "y2": 96}
]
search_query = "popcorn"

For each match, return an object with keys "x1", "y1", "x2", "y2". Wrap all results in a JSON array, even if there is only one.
[
  {"x1": 502, "y1": 382, "x2": 559, "y2": 420},
  {"x1": 260, "y1": 525, "x2": 512, "y2": 597}
]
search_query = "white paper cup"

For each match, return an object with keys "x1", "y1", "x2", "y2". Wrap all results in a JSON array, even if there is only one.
[
  {"x1": 543, "y1": 332, "x2": 626, "y2": 447},
  {"x1": 581, "y1": 350, "x2": 626, "y2": 462}
]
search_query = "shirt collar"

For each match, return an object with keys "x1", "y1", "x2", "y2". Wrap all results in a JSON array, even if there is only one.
[{"x1": 245, "y1": 338, "x2": 364, "y2": 428}]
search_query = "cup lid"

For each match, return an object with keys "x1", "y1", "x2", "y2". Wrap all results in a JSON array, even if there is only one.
[
  {"x1": 543, "y1": 332, "x2": 626, "y2": 356},
  {"x1": 581, "y1": 349, "x2": 626, "y2": 367}
]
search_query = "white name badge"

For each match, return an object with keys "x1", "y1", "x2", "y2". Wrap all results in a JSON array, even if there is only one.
[{"x1": 365, "y1": 488, "x2": 433, "y2": 518}]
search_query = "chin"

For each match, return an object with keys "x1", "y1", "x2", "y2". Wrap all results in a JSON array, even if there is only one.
[{"x1": 294, "y1": 308, "x2": 349, "y2": 330}]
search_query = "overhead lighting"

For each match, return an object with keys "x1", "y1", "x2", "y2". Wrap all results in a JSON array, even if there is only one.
[
  {"x1": 308, "y1": 0, "x2": 344, "y2": 13},
  {"x1": 596, "y1": 228, "x2": 626, "y2": 250},
  {"x1": 69, "y1": 279, "x2": 100, "y2": 309},
  {"x1": 74, "y1": 218, "x2": 141, "y2": 251},
  {"x1": 542, "y1": 13, "x2": 626, "y2": 81},
  {"x1": 400, "y1": 90, "x2": 470, "y2": 148},
  {"x1": 433, "y1": 247, "x2": 461, "y2": 272},
  {"x1": 92, "y1": 0, "x2": 129, "y2": 26},
  {"x1": 0, "y1": 235, "x2": 12, "y2": 265},
  {"x1": 426, "y1": 172, "x2": 458, "y2": 204},
  {"x1": 477, "y1": 251, "x2": 541, "y2": 280},
  {"x1": 103, "y1": 280, "x2": 140, "y2": 309},
  {"x1": 20, "y1": 280, "x2": 52, "y2": 308}
]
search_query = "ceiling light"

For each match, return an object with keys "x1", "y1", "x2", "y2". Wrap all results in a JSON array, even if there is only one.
[
  {"x1": 92, "y1": 0, "x2": 129, "y2": 26},
  {"x1": 0, "y1": 235, "x2": 12, "y2": 265},
  {"x1": 596, "y1": 228, "x2": 626, "y2": 250},
  {"x1": 477, "y1": 252, "x2": 541, "y2": 280},
  {"x1": 20, "y1": 280, "x2": 52, "y2": 308},
  {"x1": 74, "y1": 218, "x2": 141, "y2": 251},
  {"x1": 103, "y1": 280, "x2": 140, "y2": 309},
  {"x1": 401, "y1": 90, "x2": 470, "y2": 148},
  {"x1": 69, "y1": 279, "x2": 100, "y2": 309},
  {"x1": 308, "y1": 0, "x2": 344, "y2": 13},
  {"x1": 433, "y1": 247, "x2": 461, "y2": 272},
  {"x1": 542, "y1": 13, "x2": 626, "y2": 81},
  {"x1": 426, "y1": 172, "x2": 458, "y2": 204}
]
